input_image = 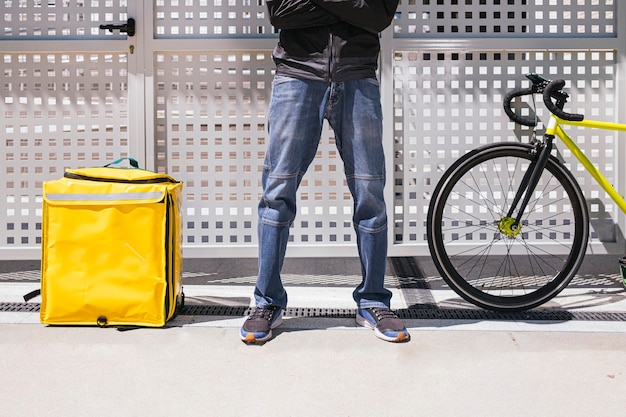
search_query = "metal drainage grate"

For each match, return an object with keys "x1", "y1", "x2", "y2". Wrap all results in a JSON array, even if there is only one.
[
  {"x1": 396, "y1": 309, "x2": 626, "y2": 322},
  {"x1": 0, "y1": 302, "x2": 41, "y2": 313},
  {"x1": 182, "y1": 306, "x2": 358, "y2": 318},
  {"x1": 181, "y1": 306, "x2": 626, "y2": 322},
  {"x1": 4, "y1": 302, "x2": 626, "y2": 322}
]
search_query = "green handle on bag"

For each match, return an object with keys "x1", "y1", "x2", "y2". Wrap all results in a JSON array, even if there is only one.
[{"x1": 104, "y1": 157, "x2": 140, "y2": 169}]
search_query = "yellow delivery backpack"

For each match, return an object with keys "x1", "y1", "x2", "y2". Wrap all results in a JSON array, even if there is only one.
[{"x1": 40, "y1": 158, "x2": 184, "y2": 327}]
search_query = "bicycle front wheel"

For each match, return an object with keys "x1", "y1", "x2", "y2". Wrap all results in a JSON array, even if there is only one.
[{"x1": 427, "y1": 142, "x2": 589, "y2": 311}]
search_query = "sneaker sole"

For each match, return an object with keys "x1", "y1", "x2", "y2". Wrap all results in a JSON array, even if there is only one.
[
  {"x1": 356, "y1": 312, "x2": 410, "y2": 343},
  {"x1": 241, "y1": 330, "x2": 272, "y2": 344}
]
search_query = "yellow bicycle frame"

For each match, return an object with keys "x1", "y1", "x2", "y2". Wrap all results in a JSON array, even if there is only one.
[{"x1": 545, "y1": 116, "x2": 626, "y2": 213}]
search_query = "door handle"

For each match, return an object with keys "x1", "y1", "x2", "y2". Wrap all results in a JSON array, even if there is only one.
[{"x1": 99, "y1": 17, "x2": 135, "y2": 37}]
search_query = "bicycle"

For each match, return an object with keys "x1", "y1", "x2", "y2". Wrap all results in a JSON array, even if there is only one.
[{"x1": 426, "y1": 73, "x2": 626, "y2": 312}]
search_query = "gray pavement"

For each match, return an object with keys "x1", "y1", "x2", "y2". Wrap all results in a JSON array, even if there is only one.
[
  {"x1": 1, "y1": 323, "x2": 626, "y2": 416},
  {"x1": 1, "y1": 256, "x2": 626, "y2": 416}
]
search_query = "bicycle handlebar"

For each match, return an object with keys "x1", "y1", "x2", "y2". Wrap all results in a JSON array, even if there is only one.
[
  {"x1": 503, "y1": 76, "x2": 585, "y2": 127},
  {"x1": 543, "y1": 79, "x2": 585, "y2": 122},
  {"x1": 503, "y1": 87, "x2": 538, "y2": 127}
]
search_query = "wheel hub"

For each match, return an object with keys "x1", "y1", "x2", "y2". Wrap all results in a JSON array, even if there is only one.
[{"x1": 498, "y1": 217, "x2": 521, "y2": 237}]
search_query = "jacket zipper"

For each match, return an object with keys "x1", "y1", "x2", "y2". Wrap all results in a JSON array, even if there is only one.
[
  {"x1": 327, "y1": 29, "x2": 333, "y2": 82},
  {"x1": 64, "y1": 172, "x2": 178, "y2": 184}
]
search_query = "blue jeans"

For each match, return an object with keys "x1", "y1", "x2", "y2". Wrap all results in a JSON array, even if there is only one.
[{"x1": 254, "y1": 76, "x2": 392, "y2": 310}]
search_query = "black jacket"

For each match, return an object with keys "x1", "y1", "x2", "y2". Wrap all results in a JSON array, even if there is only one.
[{"x1": 266, "y1": 0, "x2": 400, "y2": 82}]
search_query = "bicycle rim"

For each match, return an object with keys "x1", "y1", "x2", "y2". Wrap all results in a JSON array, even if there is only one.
[{"x1": 427, "y1": 143, "x2": 589, "y2": 311}]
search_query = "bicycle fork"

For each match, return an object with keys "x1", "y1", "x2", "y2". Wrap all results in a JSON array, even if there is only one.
[{"x1": 499, "y1": 136, "x2": 555, "y2": 236}]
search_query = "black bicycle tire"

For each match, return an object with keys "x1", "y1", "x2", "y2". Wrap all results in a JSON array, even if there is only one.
[{"x1": 427, "y1": 142, "x2": 589, "y2": 311}]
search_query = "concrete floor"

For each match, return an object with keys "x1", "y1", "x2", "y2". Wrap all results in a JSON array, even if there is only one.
[{"x1": 1, "y1": 255, "x2": 626, "y2": 416}]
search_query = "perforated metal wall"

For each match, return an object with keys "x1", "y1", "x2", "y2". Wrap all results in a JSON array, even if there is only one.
[
  {"x1": 1, "y1": 0, "x2": 130, "y2": 39},
  {"x1": 392, "y1": 49, "x2": 619, "y2": 245},
  {"x1": 393, "y1": 0, "x2": 616, "y2": 37},
  {"x1": 1, "y1": 0, "x2": 624, "y2": 259},
  {"x1": 154, "y1": 0, "x2": 274, "y2": 38},
  {"x1": 1, "y1": 51, "x2": 130, "y2": 248}
]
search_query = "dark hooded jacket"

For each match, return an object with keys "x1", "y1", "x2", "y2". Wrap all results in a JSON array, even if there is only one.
[{"x1": 266, "y1": 0, "x2": 400, "y2": 82}]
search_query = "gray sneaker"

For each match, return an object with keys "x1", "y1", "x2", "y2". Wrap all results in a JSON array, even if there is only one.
[
  {"x1": 240, "y1": 305, "x2": 284, "y2": 343},
  {"x1": 356, "y1": 307, "x2": 410, "y2": 342}
]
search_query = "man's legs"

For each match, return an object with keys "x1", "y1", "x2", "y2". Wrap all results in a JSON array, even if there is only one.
[{"x1": 243, "y1": 76, "x2": 409, "y2": 343}]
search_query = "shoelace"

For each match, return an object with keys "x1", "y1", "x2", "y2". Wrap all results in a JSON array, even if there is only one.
[
  {"x1": 370, "y1": 307, "x2": 399, "y2": 320},
  {"x1": 247, "y1": 306, "x2": 278, "y2": 322}
]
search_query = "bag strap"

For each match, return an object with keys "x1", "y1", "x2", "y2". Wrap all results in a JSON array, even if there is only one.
[
  {"x1": 104, "y1": 157, "x2": 140, "y2": 169},
  {"x1": 23, "y1": 289, "x2": 40, "y2": 302}
]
